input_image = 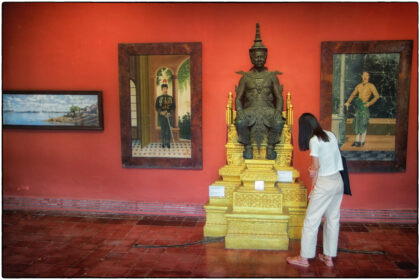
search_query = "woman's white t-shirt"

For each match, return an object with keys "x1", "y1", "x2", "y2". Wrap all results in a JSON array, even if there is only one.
[{"x1": 309, "y1": 130, "x2": 343, "y2": 176}]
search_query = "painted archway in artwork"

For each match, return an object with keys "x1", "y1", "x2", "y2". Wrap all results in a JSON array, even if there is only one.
[{"x1": 176, "y1": 58, "x2": 191, "y2": 140}]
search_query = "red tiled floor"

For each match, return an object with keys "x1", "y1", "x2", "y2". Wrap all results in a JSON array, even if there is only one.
[{"x1": 2, "y1": 210, "x2": 418, "y2": 278}]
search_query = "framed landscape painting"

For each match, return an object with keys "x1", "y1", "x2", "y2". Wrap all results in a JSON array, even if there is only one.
[
  {"x1": 320, "y1": 40, "x2": 413, "y2": 172},
  {"x1": 3, "y1": 91, "x2": 104, "y2": 130},
  {"x1": 118, "y1": 42, "x2": 202, "y2": 169}
]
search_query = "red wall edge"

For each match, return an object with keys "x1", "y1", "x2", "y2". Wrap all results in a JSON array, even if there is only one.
[{"x1": 2, "y1": 3, "x2": 418, "y2": 210}]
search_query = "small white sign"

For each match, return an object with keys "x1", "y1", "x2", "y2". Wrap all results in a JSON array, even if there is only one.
[
  {"x1": 255, "y1": 180, "x2": 265, "y2": 191},
  {"x1": 277, "y1": 170, "x2": 293, "y2": 182},
  {"x1": 209, "y1": 185, "x2": 225, "y2": 197}
]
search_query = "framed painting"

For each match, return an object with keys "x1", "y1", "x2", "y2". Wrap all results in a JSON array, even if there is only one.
[
  {"x1": 320, "y1": 40, "x2": 413, "y2": 172},
  {"x1": 2, "y1": 90, "x2": 104, "y2": 130},
  {"x1": 118, "y1": 42, "x2": 202, "y2": 169}
]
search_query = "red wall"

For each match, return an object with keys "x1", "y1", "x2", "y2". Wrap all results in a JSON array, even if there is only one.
[{"x1": 3, "y1": 3, "x2": 418, "y2": 210}]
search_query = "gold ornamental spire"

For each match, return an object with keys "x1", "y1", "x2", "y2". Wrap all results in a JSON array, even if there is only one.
[
  {"x1": 286, "y1": 91, "x2": 293, "y2": 126},
  {"x1": 226, "y1": 92, "x2": 234, "y2": 126}
]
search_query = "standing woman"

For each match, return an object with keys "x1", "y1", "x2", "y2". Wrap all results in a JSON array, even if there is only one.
[{"x1": 287, "y1": 113, "x2": 344, "y2": 267}]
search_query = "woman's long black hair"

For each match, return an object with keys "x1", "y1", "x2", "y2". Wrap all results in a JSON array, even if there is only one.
[{"x1": 298, "y1": 113, "x2": 329, "y2": 151}]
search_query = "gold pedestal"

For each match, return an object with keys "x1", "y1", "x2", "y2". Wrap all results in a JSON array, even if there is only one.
[
  {"x1": 287, "y1": 207, "x2": 307, "y2": 239},
  {"x1": 235, "y1": 160, "x2": 281, "y2": 214},
  {"x1": 203, "y1": 204, "x2": 229, "y2": 237},
  {"x1": 274, "y1": 165, "x2": 307, "y2": 240},
  {"x1": 204, "y1": 91, "x2": 308, "y2": 249},
  {"x1": 225, "y1": 213, "x2": 289, "y2": 250},
  {"x1": 224, "y1": 159, "x2": 291, "y2": 250},
  {"x1": 203, "y1": 179, "x2": 240, "y2": 237}
]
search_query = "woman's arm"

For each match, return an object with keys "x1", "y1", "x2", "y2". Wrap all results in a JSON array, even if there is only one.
[{"x1": 308, "y1": 156, "x2": 319, "y2": 187}]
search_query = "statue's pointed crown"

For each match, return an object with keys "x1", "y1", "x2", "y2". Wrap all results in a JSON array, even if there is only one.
[{"x1": 250, "y1": 23, "x2": 267, "y2": 51}]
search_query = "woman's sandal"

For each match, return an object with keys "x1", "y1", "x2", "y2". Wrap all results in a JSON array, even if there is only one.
[
  {"x1": 286, "y1": 256, "x2": 309, "y2": 267},
  {"x1": 318, "y1": 253, "x2": 334, "y2": 267}
]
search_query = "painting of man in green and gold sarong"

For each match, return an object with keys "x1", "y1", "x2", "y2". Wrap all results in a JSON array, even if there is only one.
[
  {"x1": 331, "y1": 53, "x2": 399, "y2": 159},
  {"x1": 344, "y1": 71, "x2": 380, "y2": 147}
]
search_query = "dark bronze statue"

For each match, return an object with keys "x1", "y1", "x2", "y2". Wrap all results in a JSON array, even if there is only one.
[{"x1": 235, "y1": 23, "x2": 285, "y2": 160}]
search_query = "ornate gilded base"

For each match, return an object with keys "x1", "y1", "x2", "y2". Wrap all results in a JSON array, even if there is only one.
[
  {"x1": 203, "y1": 165, "x2": 241, "y2": 238},
  {"x1": 203, "y1": 204, "x2": 230, "y2": 237},
  {"x1": 233, "y1": 189, "x2": 283, "y2": 214},
  {"x1": 219, "y1": 164, "x2": 245, "y2": 182},
  {"x1": 274, "y1": 166, "x2": 307, "y2": 240},
  {"x1": 224, "y1": 159, "x2": 291, "y2": 250},
  {"x1": 208, "y1": 180, "x2": 241, "y2": 206},
  {"x1": 225, "y1": 213, "x2": 290, "y2": 250},
  {"x1": 287, "y1": 207, "x2": 306, "y2": 239}
]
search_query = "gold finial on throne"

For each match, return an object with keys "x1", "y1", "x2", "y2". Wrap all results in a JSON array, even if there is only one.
[
  {"x1": 226, "y1": 92, "x2": 234, "y2": 126},
  {"x1": 286, "y1": 91, "x2": 293, "y2": 126}
]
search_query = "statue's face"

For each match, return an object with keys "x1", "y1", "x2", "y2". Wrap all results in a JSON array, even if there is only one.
[{"x1": 250, "y1": 50, "x2": 267, "y2": 68}]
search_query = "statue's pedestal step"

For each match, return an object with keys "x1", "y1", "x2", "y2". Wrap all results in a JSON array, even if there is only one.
[
  {"x1": 203, "y1": 204, "x2": 230, "y2": 237},
  {"x1": 288, "y1": 207, "x2": 306, "y2": 239},
  {"x1": 219, "y1": 165, "x2": 245, "y2": 182},
  {"x1": 207, "y1": 180, "x2": 240, "y2": 206},
  {"x1": 225, "y1": 212, "x2": 290, "y2": 250}
]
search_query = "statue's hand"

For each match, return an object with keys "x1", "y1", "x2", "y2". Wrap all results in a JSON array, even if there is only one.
[
  {"x1": 236, "y1": 109, "x2": 245, "y2": 120},
  {"x1": 274, "y1": 110, "x2": 282, "y2": 120}
]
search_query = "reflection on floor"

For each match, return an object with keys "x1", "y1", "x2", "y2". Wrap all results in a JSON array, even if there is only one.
[
  {"x1": 3, "y1": 210, "x2": 418, "y2": 277},
  {"x1": 132, "y1": 140, "x2": 191, "y2": 158}
]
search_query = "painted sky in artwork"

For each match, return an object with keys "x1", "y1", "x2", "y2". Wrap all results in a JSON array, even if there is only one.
[{"x1": 3, "y1": 94, "x2": 98, "y2": 112}]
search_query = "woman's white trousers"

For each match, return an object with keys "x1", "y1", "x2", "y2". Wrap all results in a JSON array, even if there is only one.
[{"x1": 300, "y1": 172, "x2": 344, "y2": 258}]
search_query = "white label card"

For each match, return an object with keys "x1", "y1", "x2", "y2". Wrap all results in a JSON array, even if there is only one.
[
  {"x1": 277, "y1": 171, "x2": 293, "y2": 182},
  {"x1": 255, "y1": 180, "x2": 264, "y2": 191},
  {"x1": 209, "y1": 185, "x2": 225, "y2": 197}
]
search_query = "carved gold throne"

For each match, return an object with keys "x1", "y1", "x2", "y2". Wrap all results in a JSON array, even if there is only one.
[{"x1": 204, "y1": 91, "x2": 307, "y2": 250}]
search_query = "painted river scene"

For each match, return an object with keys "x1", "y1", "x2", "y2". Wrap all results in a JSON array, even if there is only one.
[{"x1": 3, "y1": 94, "x2": 100, "y2": 127}]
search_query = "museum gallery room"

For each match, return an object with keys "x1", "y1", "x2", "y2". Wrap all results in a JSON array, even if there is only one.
[{"x1": 2, "y1": 2, "x2": 418, "y2": 278}]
